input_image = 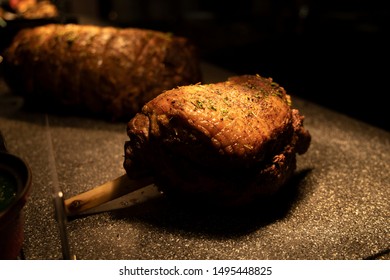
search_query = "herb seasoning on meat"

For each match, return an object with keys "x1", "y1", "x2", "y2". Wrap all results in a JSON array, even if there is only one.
[{"x1": 124, "y1": 75, "x2": 311, "y2": 206}]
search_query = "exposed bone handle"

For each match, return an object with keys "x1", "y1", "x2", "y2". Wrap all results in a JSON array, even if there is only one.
[{"x1": 64, "y1": 174, "x2": 153, "y2": 216}]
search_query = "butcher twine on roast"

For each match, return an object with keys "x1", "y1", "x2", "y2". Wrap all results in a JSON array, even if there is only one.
[
  {"x1": 2, "y1": 23, "x2": 202, "y2": 120},
  {"x1": 124, "y1": 74, "x2": 311, "y2": 206}
]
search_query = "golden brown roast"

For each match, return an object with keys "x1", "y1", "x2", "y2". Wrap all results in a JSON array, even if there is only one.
[
  {"x1": 0, "y1": 0, "x2": 58, "y2": 20},
  {"x1": 2, "y1": 23, "x2": 202, "y2": 120},
  {"x1": 124, "y1": 75, "x2": 311, "y2": 206}
]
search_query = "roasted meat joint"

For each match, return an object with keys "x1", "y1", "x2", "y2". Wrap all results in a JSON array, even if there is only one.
[
  {"x1": 2, "y1": 23, "x2": 202, "y2": 120},
  {"x1": 124, "y1": 75, "x2": 311, "y2": 206}
]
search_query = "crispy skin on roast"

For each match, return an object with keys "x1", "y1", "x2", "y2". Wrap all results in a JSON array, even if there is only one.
[
  {"x1": 2, "y1": 24, "x2": 201, "y2": 120},
  {"x1": 124, "y1": 75, "x2": 311, "y2": 206}
]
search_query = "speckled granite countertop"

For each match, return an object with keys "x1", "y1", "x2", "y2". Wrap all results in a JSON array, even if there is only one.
[{"x1": 0, "y1": 63, "x2": 389, "y2": 260}]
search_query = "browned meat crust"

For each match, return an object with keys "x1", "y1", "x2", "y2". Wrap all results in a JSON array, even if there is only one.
[
  {"x1": 124, "y1": 75, "x2": 311, "y2": 206},
  {"x1": 15, "y1": 0, "x2": 58, "y2": 19},
  {"x1": 2, "y1": 23, "x2": 202, "y2": 120},
  {"x1": 0, "y1": 0, "x2": 58, "y2": 19}
]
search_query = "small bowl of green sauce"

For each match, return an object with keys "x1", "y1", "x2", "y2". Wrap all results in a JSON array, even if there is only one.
[
  {"x1": 0, "y1": 169, "x2": 18, "y2": 211},
  {"x1": 0, "y1": 151, "x2": 32, "y2": 259}
]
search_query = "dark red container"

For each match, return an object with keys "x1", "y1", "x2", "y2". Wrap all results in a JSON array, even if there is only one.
[{"x1": 0, "y1": 151, "x2": 32, "y2": 259}]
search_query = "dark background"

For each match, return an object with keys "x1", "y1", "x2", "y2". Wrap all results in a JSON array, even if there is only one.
[{"x1": 61, "y1": 0, "x2": 389, "y2": 131}]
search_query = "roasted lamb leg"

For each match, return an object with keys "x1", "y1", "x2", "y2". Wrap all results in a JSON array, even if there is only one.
[
  {"x1": 65, "y1": 74, "x2": 311, "y2": 215},
  {"x1": 124, "y1": 74, "x2": 311, "y2": 206}
]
